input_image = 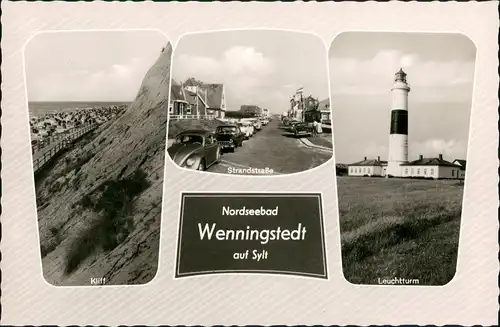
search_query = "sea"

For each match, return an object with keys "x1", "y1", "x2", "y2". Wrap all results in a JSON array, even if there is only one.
[{"x1": 28, "y1": 101, "x2": 132, "y2": 118}]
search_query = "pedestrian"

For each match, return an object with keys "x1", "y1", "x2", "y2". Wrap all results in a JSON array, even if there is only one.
[
  {"x1": 316, "y1": 119, "x2": 323, "y2": 135},
  {"x1": 312, "y1": 120, "x2": 318, "y2": 137},
  {"x1": 307, "y1": 121, "x2": 314, "y2": 135}
]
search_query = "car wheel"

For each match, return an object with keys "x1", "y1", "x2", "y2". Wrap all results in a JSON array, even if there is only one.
[{"x1": 197, "y1": 159, "x2": 206, "y2": 171}]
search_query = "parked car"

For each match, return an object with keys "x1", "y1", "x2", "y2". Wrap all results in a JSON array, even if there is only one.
[
  {"x1": 238, "y1": 122, "x2": 254, "y2": 139},
  {"x1": 287, "y1": 121, "x2": 302, "y2": 131},
  {"x1": 215, "y1": 124, "x2": 246, "y2": 152},
  {"x1": 253, "y1": 120, "x2": 262, "y2": 131},
  {"x1": 290, "y1": 122, "x2": 312, "y2": 137},
  {"x1": 167, "y1": 130, "x2": 221, "y2": 171}
]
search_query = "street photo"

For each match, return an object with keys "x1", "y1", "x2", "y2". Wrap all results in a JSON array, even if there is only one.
[
  {"x1": 330, "y1": 32, "x2": 475, "y2": 285},
  {"x1": 168, "y1": 30, "x2": 333, "y2": 176},
  {"x1": 25, "y1": 30, "x2": 171, "y2": 286}
]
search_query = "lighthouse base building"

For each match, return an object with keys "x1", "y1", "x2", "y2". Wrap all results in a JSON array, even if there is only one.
[{"x1": 347, "y1": 154, "x2": 465, "y2": 180}]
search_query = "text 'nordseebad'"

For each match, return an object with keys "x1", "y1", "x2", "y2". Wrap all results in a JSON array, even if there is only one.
[{"x1": 221, "y1": 205, "x2": 279, "y2": 216}]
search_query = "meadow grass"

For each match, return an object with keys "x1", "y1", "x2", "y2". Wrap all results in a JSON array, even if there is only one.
[{"x1": 337, "y1": 176, "x2": 464, "y2": 285}]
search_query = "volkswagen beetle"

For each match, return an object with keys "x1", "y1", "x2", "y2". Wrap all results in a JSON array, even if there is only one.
[{"x1": 167, "y1": 130, "x2": 221, "y2": 171}]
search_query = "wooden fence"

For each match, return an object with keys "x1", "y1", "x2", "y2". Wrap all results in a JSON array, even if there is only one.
[
  {"x1": 169, "y1": 114, "x2": 217, "y2": 121},
  {"x1": 32, "y1": 122, "x2": 98, "y2": 173}
]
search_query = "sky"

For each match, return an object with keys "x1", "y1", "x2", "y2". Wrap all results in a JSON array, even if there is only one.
[
  {"x1": 24, "y1": 30, "x2": 169, "y2": 102},
  {"x1": 329, "y1": 32, "x2": 476, "y2": 164},
  {"x1": 172, "y1": 30, "x2": 329, "y2": 114}
]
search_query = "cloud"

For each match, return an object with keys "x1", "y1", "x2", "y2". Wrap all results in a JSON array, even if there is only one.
[
  {"x1": 174, "y1": 45, "x2": 277, "y2": 110},
  {"x1": 410, "y1": 138, "x2": 468, "y2": 160},
  {"x1": 27, "y1": 56, "x2": 153, "y2": 102},
  {"x1": 174, "y1": 54, "x2": 223, "y2": 81},
  {"x1": 363, "y1": 142, "x2": 389, "y2": 159},
  {"x1": 222, "y1": 46, "x2": 275, "y2": 76},
  {"x1": 329, "y1": 49, "x2": 475, "y2": 102}
]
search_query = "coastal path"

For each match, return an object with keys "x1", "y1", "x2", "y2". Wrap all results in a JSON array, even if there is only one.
[{"x1": 32, "y1": 122, "x2": 99, "y2": 173}]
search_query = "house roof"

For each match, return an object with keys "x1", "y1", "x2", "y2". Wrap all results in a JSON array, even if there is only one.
[
  {"x1": 170, "y1": 81, "x2": 185, "y2": 102},
  {"x1": 401, "y1": 157, "x2": 460, "y2": 167},
  {"x1": 453, "y1": 159, "x2": 467, "y2": 170},
  {"x1": 317, "y1": 98, "x2": 330, "y2": 111},
  {"x1": 176, "y1": 129, "x2": 212, "y2": 137},
  {"x1": 200, "y1": 84, "x2": 224, "y2": 109},
  {"x1": 184, "y1": 90, "x2": 197, "y2": 105},
  {"x1": 349, "y1": 159, "x2": 388, "y2": 167}
]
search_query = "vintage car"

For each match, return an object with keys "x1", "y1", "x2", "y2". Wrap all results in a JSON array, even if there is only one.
[
  {"x1": 167, "y1": 130, "x2": 222, "y2": 171},
  {"x1": 215, "y1": 124, "x2": 246, "y2": 152},
  {"x1": 237, "y1": 122, "x2": 254, "y2": 139},
  {"x1": 287, "y1": 120, "x2": 302, "y2": 131},
  {"x1": 252, "y1": 120, "x2": 262, "y2": 131},
  {"x1": 290, "y1": 122, "x2": 312, "y2": 137}
]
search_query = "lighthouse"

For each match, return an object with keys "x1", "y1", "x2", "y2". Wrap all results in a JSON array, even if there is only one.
[{"x1": 386, "y1": 68, "x2": 410, "y2": 177}]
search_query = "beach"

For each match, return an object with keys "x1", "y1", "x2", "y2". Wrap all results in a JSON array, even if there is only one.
[{"x1": 29, "y1": 102, "x2": 129, "y2": 153}]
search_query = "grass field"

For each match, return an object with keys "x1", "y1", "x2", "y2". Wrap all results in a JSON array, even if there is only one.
[{"x1": 337, "y1": 176, "x2": 464, "y2": 285}]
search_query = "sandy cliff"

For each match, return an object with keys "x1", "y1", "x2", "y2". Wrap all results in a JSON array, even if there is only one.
[{"x1": 36, "y1": 43, "x2": 172, "y2": 286}]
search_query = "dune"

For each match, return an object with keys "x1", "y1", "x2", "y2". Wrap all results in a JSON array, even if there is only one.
[{"x1": 35, "y1": 43, "x2": 172, "y2": 286}]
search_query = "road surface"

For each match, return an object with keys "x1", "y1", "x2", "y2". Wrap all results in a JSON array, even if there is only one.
[{"x1": 208, "y1": 118, "x2": 333, "y2": 175}]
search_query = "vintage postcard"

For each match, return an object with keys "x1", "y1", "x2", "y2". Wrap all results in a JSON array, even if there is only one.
[{"x1": 1, "y1": 2, "x2": 498, "y2": 326}]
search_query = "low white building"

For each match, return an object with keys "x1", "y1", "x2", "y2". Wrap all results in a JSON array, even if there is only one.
[
  {"x1": 400, "y1": 154, "x2": 463, "y2": 179},
  {"x1": 348, "y1": 156, "x2": 387, "y2": 177},
  {"x1": 452, "y1": 159, "x2": 467, "y2": 179},
  {"x1": 348, "y1": 154, "x2": 465, "y2": 180}
]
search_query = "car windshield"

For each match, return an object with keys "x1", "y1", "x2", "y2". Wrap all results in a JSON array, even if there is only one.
[
  {"x1": 176, "y1": 134, "x2": 204, "y2": 145},
  {"x1": 217, "y1": 126, "x2": 237, "y2": 133}
]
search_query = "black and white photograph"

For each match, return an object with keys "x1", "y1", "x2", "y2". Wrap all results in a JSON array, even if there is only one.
[
  {"x1": 330, "y1": 32, "x2": 475, "y2": 285},
  {"x1": 25, "y1": 30, "x2": 171, "y2": 286},
  {"x1": 168, "y1": 30, "x2": 333, "y2": 176}
]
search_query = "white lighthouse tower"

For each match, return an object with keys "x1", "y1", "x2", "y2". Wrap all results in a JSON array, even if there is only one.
[{"x1": 386, "y1": 68, "x2": 410, "y2": 177}]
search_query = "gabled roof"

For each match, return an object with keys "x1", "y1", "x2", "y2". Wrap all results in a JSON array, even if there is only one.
[
  {"x1": 170, "y1": 81, "x2": 185, "y2": 102},
  {"x1": 184, "y1": 89, "x2": 208, "y2": 108},
  {"x1": 401, "y1": 157, "x2": 460, "y2": 167},
  {"x1": 184, "y1": 89, "x2": 197, "y2": 105},
  {"x1": 200, "y1": 84, "x2": 224, "y2": 109},
  {"x1": 317, "y1": 98, "x2": 330, "y2": 111},
  {"x1": 349, "y1": 159, "x2": 388, "y2": 167},
  {"x1": 453, "y1": 159, "x2": 467, "y2": 169}
]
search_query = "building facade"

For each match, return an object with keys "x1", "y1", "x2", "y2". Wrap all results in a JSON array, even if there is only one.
[
  {"x1": 169, "y1": 80, "x2": 226, "y2": 119},
  {"x1": 452, "y1": 159, "x2": 466, "y2": 179},
  {"x1": 317, "y1": 98, "x2": 331, "y2": 124},
  {"x1": 348, "y1": 157, "x2": 387, "y2": 177},
  {"x1": 400, "y1": 155, "x2": 463, "y2": 179},
  {"x1": 348, "y1": 154, "x2": 465, "y2": 179}
]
